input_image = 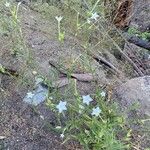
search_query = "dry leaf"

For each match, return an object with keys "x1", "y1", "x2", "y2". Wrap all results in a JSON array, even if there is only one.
[{"x1": 71, "y1": 73, "x2": 95, "y2": 82}]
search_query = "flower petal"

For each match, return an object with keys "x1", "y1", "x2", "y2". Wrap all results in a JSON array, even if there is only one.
[
  {"x1": 82, "y1": 95, "x2": 93, "y2": 105},
  {"x1": 101, "y1": 91, "x2": 106, "y2": 97},
  {"x1": 91, "y1": 106, "x2": 101, "y2": 117},
  {"x1": 56, "y1": 101, "x2": 67, "y2": 113}
]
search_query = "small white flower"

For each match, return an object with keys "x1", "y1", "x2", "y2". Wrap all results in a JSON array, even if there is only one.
[
  {"x1": 17, "y1": 2, "x2": 22, "y2": 6},
  {"x1": 79, "y1": 104, "x2": 85, "y2": 114},
  {"x1": 101, "y1": 91, "x2": 106, "y2": 97},
  {"x1": 5, "y1": 2, "x2": 10, "y2": 7},
  {"x1": 82, "y1": 95, "x2": 93, "y2": 105},
  {"x1": 91, "y1": 12, "x2": 99, "y2": 21},
  {"x1": 91, "y1": 106, "x2": 101, "y2": 117},
  {"x1": 40, "y1": 115, "x2": 44, "y2": 120},
  {"x1": 87, "y1": 18, "x2": 91, "y2": 24},
  {"x1": 56, "y1": 126, "x2": 61, "y2": 129},
  {"x1": 27, "y1": 92, "x2": 34, "y2": 99},
  {"x1": 60, "y1": 134, "x2": 64, "y2": 138},
  {"x1": 79, "y1": 105, "x2": 84, "y2": 109},
  {"x1": 49, "y1": 96, "x2": 53, "y2": 100},
  {"x1": 55, "y1": 16, "x2": 63, "y2": 22},
  {"x1": 79, "y1": 110, "x2": 82, "y2": 114},
  {"x1": 56, "y1": 101, "x2": 67, "y2": 113},
  {"x1": 32, "y1": 71, "x2": 37, "y2": 75}
]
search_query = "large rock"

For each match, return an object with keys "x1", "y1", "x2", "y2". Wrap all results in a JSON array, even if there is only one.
[
  {"x1": 131, "y1": 0, "x2": 150, "y2": 30},
  {"x1": 115, "y1": 76, "x2": 150, "y2": 116}
]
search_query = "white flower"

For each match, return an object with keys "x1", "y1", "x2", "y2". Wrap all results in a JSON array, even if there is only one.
[
  {"x1": 56, "y1": 101, "x2": 67, "y2": 113},
  {"x1": 79, "y1": 104, "x2": 85, "y2": 114},
  {"x1": 27, "y1": 92, "x2": 34, "y2": 99},
  {"x1": 18, "y1": 2, "x2": 22, "y2": 6},
  {"x1": 49, "y1": 96, "x2": 53, "y2": 100},
  {"x1": 91, "y1": 106, "x2": 101, "y2": 117},
  {"x1": 79, "y1": 105, "x2": 84, "y2": 109},
  {"x1": 101, "y1": 91, "x2": 106, "y2": 97},
  {"x1": 60, "y1": 134, "x2": 64, "y2": 138},
  {"x1": 56, "y1": 126, "x2": 61, "y2": 129},
  {"x1": 91, "y1": 12, "x2": 99, "y2": 21},
  {"x1": 82, "y1": 95, "x2": 93, "y2": 105},
  {"x1": 55, "y1": 16, "x2": 63, "y2": 22},
  {"x1": 5, "y1": 2, "x2": 10, "y2": 7},
  {"x1": 40, "y1": 115, "x2": 44, "y2": 120},
  {"x1": 87, "y1": 18, "x2": 91, "y2": 24},
  {"x1": 32, "y1": 71, "x2": 37, "y2": 75}
]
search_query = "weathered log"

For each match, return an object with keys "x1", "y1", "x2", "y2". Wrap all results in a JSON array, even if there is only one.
[
  {"x1": 49, "y1": 61, "x2": 96, "y2": 82},
  {"x1": 125, "y1": 34, "x2": 150, "y2": 50}
]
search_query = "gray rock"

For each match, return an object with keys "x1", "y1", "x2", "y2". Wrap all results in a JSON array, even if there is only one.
[
  {"x1": 131, "y1": 0, "x2": 150, "y2": 31},
  {"x1": 115, "y1": 76, "x2": 150, "y2": 116}
]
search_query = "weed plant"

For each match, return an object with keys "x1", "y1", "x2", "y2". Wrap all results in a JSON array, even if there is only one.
[{"x1": 46, "y1": 81, "x2": 131, "y2": 150}]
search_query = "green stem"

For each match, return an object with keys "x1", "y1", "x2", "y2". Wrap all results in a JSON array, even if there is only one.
[
  {"x1": 77, "y1": 12, "x2": 80, "y2": 29},
  {"x1": 58, "y1": 21, "x2": 61, "y2": 39},
  {"x1": 79, "y1": 21, "x2": 88, "y2": 29},
  {"x1": 91, "y1": 0, "x2": 100, "y2": 13}
]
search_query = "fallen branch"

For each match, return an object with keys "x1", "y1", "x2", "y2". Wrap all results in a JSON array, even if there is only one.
[
  {"x1": 87, "y1": 51, "x2": 122, "y2": 75},
  {"x1": 49, "y1": 61, "x2": 96, "y2": 82},
  {"x1": 125, "y1": 34, "x2": 150, "y2": 50},
  {"x1": 97, "y1": 23, "x2": 145, "y2": 76}
]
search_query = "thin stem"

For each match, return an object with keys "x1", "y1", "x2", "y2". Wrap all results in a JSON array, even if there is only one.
[
  {"x1": 91, "y1": 0, "x2": 100, "y2": 13},
  {"x1": 16, "y1": 2, "x2": 21, "y2": 20},
  {"x1": 58, "y1": 21, "x2": 61, "y2": 37},
  {"x1": 77, "y1": 12, "x2": 80, "y2": 28},
  {"x1": 82, "y1": 0, "x2": 90, "y2": 10},
  {"x1": 75, "y1": 12, "x2": 80, "y2": 36},
  {"x1": 79, "y1": 21, "x2": 88, "y2": 29}
]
